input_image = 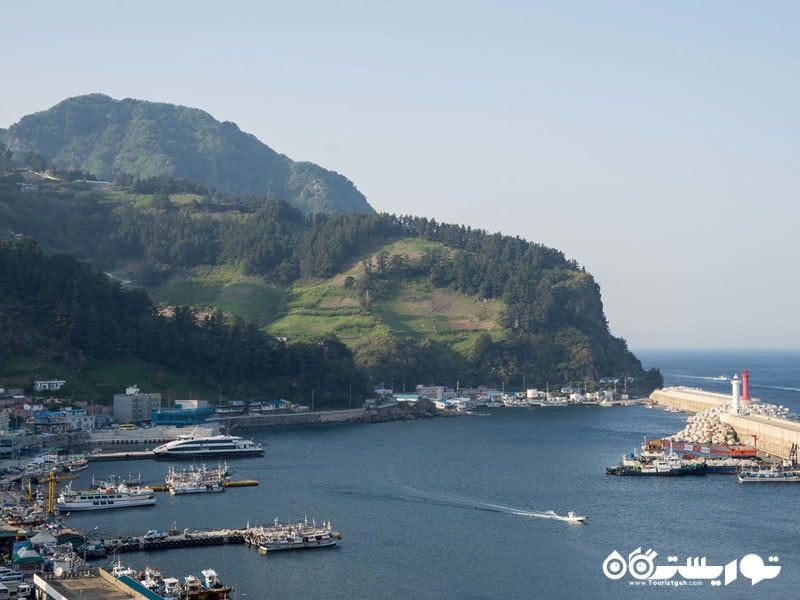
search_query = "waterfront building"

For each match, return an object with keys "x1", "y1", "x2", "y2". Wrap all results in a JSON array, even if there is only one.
[
  {"x1": 394, "y1": 394, "x2": 422, "y2": 404},
  {"x1": 113, "y1": 385, "x2": 161, "y2": 424},
  {"x1": 31, "y1": 408, "x2": 95, "y2": 432},
  {"x1": 416, "y1": 385, "x2": 446, "y2": 400},
  {"x1": 151, "y1": 399, "x2": 214, "y2": 426},
  {"x1": 262, "y1": 399, "x2": 292, "y2": 412}
]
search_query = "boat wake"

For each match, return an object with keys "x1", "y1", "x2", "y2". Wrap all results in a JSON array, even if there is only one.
[
  {"x1": 670, "y1": 374, "x2": 800, "y2": 395},
  {"x1": 672, "y1": 374, "x2": 729, "y2": 382},
  {"x1": 392, "y1": 482, "x2": 577, "y2": 522},
  {"x1": 751, "y1": 383, "x2": 800, "y2": 394}
]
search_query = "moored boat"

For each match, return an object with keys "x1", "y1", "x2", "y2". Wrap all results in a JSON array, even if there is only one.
[
  {"x1": 243, "y1": 517, "x2": 341, "y2": 552},
  {"x1": 182, "y1": 569, "x2": 234, "y2": 599},
  {"x1": 738, "y1": 450, "x2": 800, "y2": 482},
  {"x1": 153, "y1": 434, "x2": 263, "y2": 460},
  {"x1": 700, "y1": 457, "x2": 761, "y2": 474},
  {"x1": 738, "y1": 467, "x2": 800, "y2": 482},
  {"x1": 56, "y1": 482, "x2": 156, "y2": 511},
  {"x1": 166, "y1": 463, "x2": 227, "y2": 495},
  {"x1": 606, "y1": 453, "x2": 707, "y2": 476},
  {"x1": 640, "y1": 438, "x2": 760, "y2": 474}
]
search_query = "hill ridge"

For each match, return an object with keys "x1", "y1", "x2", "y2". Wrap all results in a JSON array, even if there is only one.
[{"x1": 2, "y1": 93, "x2": 373, "y2": 214}]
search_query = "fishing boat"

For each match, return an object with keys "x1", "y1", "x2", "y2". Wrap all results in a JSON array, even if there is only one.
[
  {"x1": 606, "y1": 452, "x2": 706, "y2": 476},
  {"x1": 540, "y1": 399, "x2": 569, "y2": 407},
  {"x1": 110, "y1": 559, "x2": 137, "y2": 578},
  {"x1": 181, "y1": 569, "x2": 234, "y2": 599},
  {"x1": 738, "y1": 467, "x2": 800, "y2": 483},
  {"x1": 243, "y1": 517, "x2": 341, "y2": 552},
  {"x1": 56, "y1": 482, "x2": 156, "y2": 511},
  {"x1": 738, "y1": 443, "x2": 799, "y2": 482},
  {"x1": 153, "y1": 433, "x2": 263, "y2": 460},
  {"x1": 639, "y1": 438, "x2": 760, "y2": 474},
  {"x1": 90, "y1": 473, "x2": 143, "y2": 489},
  {"x1": 165, "y1": 463, "x2": 227, "y2": 495},
  {"x1": 64, "y1": 455, "x2": 90, "y2": 472}
]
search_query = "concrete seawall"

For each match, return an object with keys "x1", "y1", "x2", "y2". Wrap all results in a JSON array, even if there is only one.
[
  {"x1": 649, "y1": 388, "x2": 729, "y2": 413},
  {"x1": 226, "y1": 408, "x2": 369, "y2": 427},
  {"x1": 719, "y1": 413, "x2": 800, "y2": 460},
  {"x1": 650, "y1": 387, "x2": 800, "y2": 460}
]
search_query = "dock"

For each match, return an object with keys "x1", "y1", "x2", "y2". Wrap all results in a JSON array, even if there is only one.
[
  {"x1": 92, "y1": 528, "x2": 245, "y2": 554},
  {"x1": 149, "y1": 479, "x2": 259, "y2": 492},
  {"x1": 88, "y1": 450, "x2": 155, "y2": 461}
]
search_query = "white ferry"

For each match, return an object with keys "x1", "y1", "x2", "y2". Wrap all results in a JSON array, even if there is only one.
[
  {"x1": 152, "y1": 433, "x2": 263, "y2": 460},
  {"x1": 56, "y1": 483, "x2": 156, "y2": 511}
]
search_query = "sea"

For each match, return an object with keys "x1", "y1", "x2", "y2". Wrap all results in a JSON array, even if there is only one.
[{"x1": 63, "y1": 349, "x2": 800, "y2": 599}]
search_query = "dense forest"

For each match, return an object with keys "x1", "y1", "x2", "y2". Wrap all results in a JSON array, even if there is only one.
[
  {"x1": 0, "y1": 168, "x2": 663, "y2": 396},
  {"x1": 1, "y1": 94, "x2": 373, "y2": 214},
  {"x1": 0, "y1": 237, "x2": 367, "y2": 407}
]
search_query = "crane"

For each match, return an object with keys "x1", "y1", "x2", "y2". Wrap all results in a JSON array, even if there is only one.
[{"x1": 45, "y1": 469, "x2": 79, "y2": 516}]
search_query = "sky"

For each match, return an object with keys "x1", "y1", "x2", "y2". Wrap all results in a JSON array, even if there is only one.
[{"x1": 2, "y1": 1, "x2": 798, "y2": 350}]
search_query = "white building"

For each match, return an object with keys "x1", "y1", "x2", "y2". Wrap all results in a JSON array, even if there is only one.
[{"x1": 34, "y1": 380, "x2": 66, "y2": 392}]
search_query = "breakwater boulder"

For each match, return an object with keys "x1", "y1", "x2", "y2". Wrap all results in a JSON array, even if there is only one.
[{"x1": 666, "y1": 406, "x2": 740, "y2": 445}]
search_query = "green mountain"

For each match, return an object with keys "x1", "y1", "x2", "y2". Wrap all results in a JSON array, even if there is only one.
[
  {"x1": 0, "y1": 171, "x2": 662, "y2": 396},
  {"x1": 2, "y1": 94, "x2": 372, "y2": 214}
]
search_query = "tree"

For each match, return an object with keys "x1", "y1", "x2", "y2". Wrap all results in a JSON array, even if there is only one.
[{"x1": 25, "y1": 152, "x2": 46, "y2": 172}]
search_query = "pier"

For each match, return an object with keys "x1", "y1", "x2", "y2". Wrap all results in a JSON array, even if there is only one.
[
  {"x1": 650, "y1": 387, "x2": 800, "y2": 460},
  {"x1": 92, "y1": 528, "x2": 245, "y2": 554},
  {"x1": 88, "y1": 450, "x2": 155, "y2": 461},
  {"x1": 149, "y1": 479, "x2": 259, "y2": 492}
]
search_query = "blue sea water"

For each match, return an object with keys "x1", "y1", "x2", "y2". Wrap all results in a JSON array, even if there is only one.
[
  {"x1": 639, "y1": 348, "x2": 800, "y2": 414},
  {"x1": 66, "y1": 349, "x2": 800, "y2": 599}
]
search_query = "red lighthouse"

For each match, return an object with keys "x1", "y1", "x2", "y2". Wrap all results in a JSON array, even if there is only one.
[{"x1": 741, "y1": 368, "x2": 751, "y2": 402}]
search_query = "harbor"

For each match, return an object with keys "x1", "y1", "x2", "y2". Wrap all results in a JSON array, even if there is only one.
[
  {"x1": 649, "y1": 369, "x2": 800, "y2": 460},
  {"x1": 0, "y1": 356, "x2": 797, "y2": 598}
]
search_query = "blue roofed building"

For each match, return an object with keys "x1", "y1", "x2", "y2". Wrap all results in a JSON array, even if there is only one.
[{"x1": 151, "y1": 399, "x2": 214, "y2": 426}]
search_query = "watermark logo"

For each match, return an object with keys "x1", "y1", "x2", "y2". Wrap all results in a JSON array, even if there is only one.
[{"x1": 603, "y1": 548, "x2": 781, "y2": 587}]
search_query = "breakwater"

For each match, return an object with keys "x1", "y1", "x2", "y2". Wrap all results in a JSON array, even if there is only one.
[
  {"x1": 650, "y1": 387, "x2": 800, "y2": 459},
  {"x1": 649, "y1": 387, "x2": 728, "y2": 413}
]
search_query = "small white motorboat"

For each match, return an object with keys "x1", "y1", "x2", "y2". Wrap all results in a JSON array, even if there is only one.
[
  {"x1": 561, "y1": 511, "x2": 588, "y2": 523},
  {"x1": 560, "y1": 511, "x2": 587, "y2": 523},
  {"x1": 545, "y1": 510, "x2": 587, "y2": 523}
]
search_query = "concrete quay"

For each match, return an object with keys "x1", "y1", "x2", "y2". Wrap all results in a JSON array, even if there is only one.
[
  {"x1": 650, "y1": 387, "x2": 800, "y2": 460},
  {"x1": 94, "y1": 528, "x2": 245, "y2": 554}
]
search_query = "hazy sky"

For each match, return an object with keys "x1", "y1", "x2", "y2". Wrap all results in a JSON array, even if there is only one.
[{"x1": 2, "y1": 1, "x2": 798, "y2": 350}]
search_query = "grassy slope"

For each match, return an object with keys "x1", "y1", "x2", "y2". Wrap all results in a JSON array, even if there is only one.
[
  {"x1": 267, "y1": 238, "x2": 506, "y2": 356},
  {"x1": 151, "y1": 265, "x2": 286, "y2": 326}
]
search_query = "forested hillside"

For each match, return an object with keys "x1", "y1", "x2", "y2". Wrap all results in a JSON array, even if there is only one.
[
  {"x1": 0, "y1": 236, "x2": 367, "y2": 406},
  {"x1": 1, "y1": 94, "x2": 372, "y2": 214},
  {"x1": 0, "y1": 171, "x2": 662, "y2": 395}
]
